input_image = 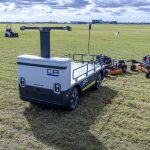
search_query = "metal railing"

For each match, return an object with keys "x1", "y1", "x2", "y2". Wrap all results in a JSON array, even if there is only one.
[
  {"x1": 61, "y1": 54, "x2": 72, "y2": 58},
  {"x1": 72, "y1": 53, "x2": 97, "y2": 62},
  {"x1": 61, "y1": 53, "x2": 103, "y2": 81},
  {"x1": 61, "y1": 53, "x2": 98, "y2": 62},
  {"x1": 73, "y1": 61, "x2": 101, "y2": 81}
]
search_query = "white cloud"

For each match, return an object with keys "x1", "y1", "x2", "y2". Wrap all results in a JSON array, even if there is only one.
[
  {"x1": 0, "y1": 3, "x2": 15, "y2": 11},
  {"x1": 59, "y1": 0, "x2": 73, "y2": 5},
  {"x1": 0, "y1": 0, "x2": 150, "y2": 22},
  {"x1": 32, "y1": 4, "x2": 52, "y2": 14}
]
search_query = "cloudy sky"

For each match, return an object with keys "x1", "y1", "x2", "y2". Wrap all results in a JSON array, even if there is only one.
[{"x1": 0, "y1": 0, "x2": 150, "y2": 22}]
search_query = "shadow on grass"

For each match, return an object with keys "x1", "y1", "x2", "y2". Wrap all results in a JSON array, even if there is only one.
[{"x1": 24, "y1": 86, "x2": 117, "y2": 150}]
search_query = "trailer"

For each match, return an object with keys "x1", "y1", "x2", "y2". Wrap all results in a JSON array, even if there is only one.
[
  {"x1": 130, "y1": 55, "x2": 150, "y2": 78},
  {"x1": 17, "y1": 26, "x2": 105, "y2": 110}
]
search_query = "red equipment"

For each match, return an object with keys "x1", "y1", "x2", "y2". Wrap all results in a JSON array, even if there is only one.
[{"x1": 131, "y1": 55, "x2": 150, "y2": 78}]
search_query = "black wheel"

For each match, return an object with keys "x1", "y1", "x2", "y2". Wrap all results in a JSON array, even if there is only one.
[
  {"x1": 130, "y1": 65, "x2": 136, "y2": 71},
  {"x1": 68, "y1": 88, "x2": 79, "y2": 110},
  {"x1": 104, "y1": 70, "x2": 108, "y2": 77},
  {"x1": 94, "y1": 73, "x2": 102, "y2": 90},
  {"x1": 122, "y1": 65, "x2": 127, "y2": 73},
  {"x1": 5, "y1": 34, "x2": 8, "y2": 37},
  {"x1": 146, "y1": 72, "x2": 150, "y2": 79}
]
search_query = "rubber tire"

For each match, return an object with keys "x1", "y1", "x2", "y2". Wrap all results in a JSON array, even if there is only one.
[
  {"x1": 67, "y1": 87, "x2": 79, "y2": 111},
  {"x1": 146, "y1": 72, "x2": 150, "y2": 79},
  {"x1": 104, "y1": 70, "x2": 108, "y2": 77},
  {"x1": 130, "y1": 65, "x2": 136, "y2": 71},
  {"x1": 94, "y1": 73, "x2": 102, "y2": 90},
  {"x1": 122, "y1": 65, "x2": 127, "y2": 73}
]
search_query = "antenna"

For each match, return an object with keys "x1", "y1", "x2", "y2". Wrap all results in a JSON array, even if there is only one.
[{"x1": 88, "y1": 23, "x2": 92, "y2": 54}]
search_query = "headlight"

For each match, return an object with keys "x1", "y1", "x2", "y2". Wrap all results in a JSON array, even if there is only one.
[
  {"x1": 54, "y1": 83, "x2": 61, "y2": 94},
  {"x1": 20, "y1": 77, "x2": 26, "y2": 88}
]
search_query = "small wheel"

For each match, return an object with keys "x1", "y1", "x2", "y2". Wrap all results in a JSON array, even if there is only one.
[
  {"x1": 68, "y1": 88, "x2": 79, "y2": 110},
  {"x1": 122, "y1": 65, "x2": 127, "y2": 73},
  {"x1": 130, "y1": 65, "x2": 136, "y2": 71},
  {"x1": 146, "y1": 72, "x2": 150, "y2": 78},
  {"x1": 104, "y1": 70, "x2": 108, "y2": 77},
  {"x1": 94, "y1": 73, "x2": 102, "y2": 90}
]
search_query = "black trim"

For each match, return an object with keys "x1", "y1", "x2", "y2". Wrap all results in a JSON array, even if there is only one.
[
  {"x1": 19, "y1": 85, "x2": 71, "y2": 107},
  {"x1": 20, "y1": 96, "x2": 65, "y2": 107},
  {"x1": 17, "y1": 62, "x2": 67, "y2": 69}
]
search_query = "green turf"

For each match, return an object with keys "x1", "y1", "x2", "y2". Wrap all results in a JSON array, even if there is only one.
[{"x1": 0, "y1": 24, "x2": 150, "y2": 150}]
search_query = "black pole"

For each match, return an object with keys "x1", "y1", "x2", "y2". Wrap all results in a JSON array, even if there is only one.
[
  {"x1": 88, "y1": 29, "x2": 90, "y2": 54},
  {"x1": 88, "y1": 24, "x2": 92, "y2": 54},
  {"x1": 40, "y1": 30, "x2": 50, "y2": 58},
  {"x1": 88, "y1": 23, "x2": 92, "y2": 54}
]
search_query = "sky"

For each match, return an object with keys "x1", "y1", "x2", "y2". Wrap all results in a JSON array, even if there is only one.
[{"x1": 0, "y1": 0, "x2": 150, "y2": 22}]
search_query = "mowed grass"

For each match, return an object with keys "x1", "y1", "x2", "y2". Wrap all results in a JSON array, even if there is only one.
[{"x1": 0, "y1": 24, "x2": 150, "y2": 150}]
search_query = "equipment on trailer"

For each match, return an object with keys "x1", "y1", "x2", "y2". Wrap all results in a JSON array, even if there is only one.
[
  {"x1": 17, "y1": 26, "x2": 105, "y2": 110},
  {"x1": 130, "y1": 55, "x2": 150, "y2": 78},
  {"x1": 5, "y1": 24, "x2": 19, "y2": 38},
  {"x1": 96, "y1": 55, "x2": 128, "y2": 76}
]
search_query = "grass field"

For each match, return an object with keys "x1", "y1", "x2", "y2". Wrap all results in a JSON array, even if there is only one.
[{"x1": 0, "y1": 24, "x2": 150, "y2": 150}]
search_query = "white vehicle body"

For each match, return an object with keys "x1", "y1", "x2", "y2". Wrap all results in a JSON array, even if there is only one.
[{"x1": 17, "y1": 54, "x2": 105, "y2": 107}]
